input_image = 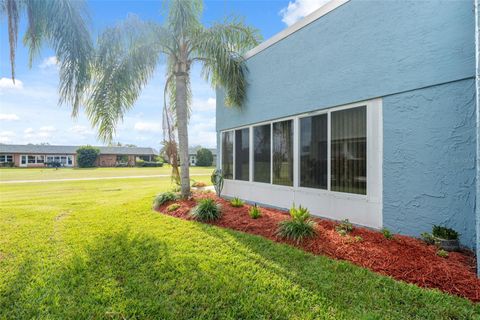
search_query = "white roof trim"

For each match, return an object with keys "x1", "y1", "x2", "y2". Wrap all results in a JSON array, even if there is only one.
[{"x1": 245, "y1": 0, "x2": 350, "y2": 59}]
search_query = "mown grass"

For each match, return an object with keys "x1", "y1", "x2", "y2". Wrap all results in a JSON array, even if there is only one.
[
  {"x1": 0, "y1": 166, "x2": 214, "y2": 181},
  {"x1": 0, "y1": 176, "x2": 479, "y2": 319}
]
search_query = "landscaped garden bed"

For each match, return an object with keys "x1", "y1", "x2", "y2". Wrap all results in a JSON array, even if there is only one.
[{"x1": 155, "y1": 192, "x2": 480, "y2": 303}]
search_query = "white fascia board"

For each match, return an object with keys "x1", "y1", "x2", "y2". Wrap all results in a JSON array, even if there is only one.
[{"x1": 244, "y1": 0, "x2": 350, "y2": 59}]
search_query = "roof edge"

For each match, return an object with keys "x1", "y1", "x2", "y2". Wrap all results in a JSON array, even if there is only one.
[{"x1": 245, "y1": 0, "x2": 350, "y2": 59}]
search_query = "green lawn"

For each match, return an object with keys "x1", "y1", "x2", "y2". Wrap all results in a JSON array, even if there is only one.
[
  {"x1": 0, "y1": 166, "x2": 214, "y2": 181},
  {"x1": 0, "y1": 173, "x2": 478, "y2": 318}
]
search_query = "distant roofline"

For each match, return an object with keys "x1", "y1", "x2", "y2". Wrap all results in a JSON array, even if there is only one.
[
  {"x1": 245, "y1": 0, "x2": 350, "y2": 59},
  {"x1": 0, "y1": 144, "x2": 158, "y2": 155}
]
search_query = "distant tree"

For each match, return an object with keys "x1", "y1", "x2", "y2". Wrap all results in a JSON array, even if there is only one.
[
  {"x1": 196, "y1": 148, "x2": 213, "y2": 166},
  {"x1": 76, "y1": 146, "x2": 99, "y2": 167}
]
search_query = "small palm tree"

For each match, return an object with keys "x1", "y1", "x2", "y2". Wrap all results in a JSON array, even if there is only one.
[
  {"x1": 87, "y1": 0, "x2": 260, "y2": 198},
  {"x1": 1, "y1": 0, "x2": 92, "y2": 113}
]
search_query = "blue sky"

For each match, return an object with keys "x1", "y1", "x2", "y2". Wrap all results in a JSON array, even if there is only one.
[{"x1": 0, "y1": 0, "x2": 328, "y2": 149}]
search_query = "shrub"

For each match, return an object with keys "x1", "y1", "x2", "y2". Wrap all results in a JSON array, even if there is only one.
[
  {"x1": 335, "y1": 219, "x2": 353, "y2": 235},
  {"x1": 382, "y1": 228, "x2": 394, "y2": 240},
  {"x1": 76, "y1": 146, "x2": 99, "y2": 168},
  {"x1": 196, "y1": 148, "x2": 214, "y2": 166},
  {"x1": 190, "y1": 198, "x2": 221, "y2": 222},
  {"x1": 211, "y1": 169, "x2": 224, "y2": 196},
  {"x1": 277, "y1": 205, "x2": 316, "y2": 243},
  {"x1": 249, "y1": 204, "x2": 261, "y2": 219},
  {"x1": 167, "y1": 203, "x2": 180, "y2": 212},
  {"x1": 432, "y1": 225, "x2": 459, "y2": 240},
  {"x1": 135, "y1": 159, "x2": 145, "y2": 167},
  {"x1": 153, "y1": 192, "x2": 178, "y2": 209},
  {"x1": 230, "y1": 197, "x2": 244, "y2": 207},
  {"x1": 420, "y1": 232, "x2": 436, "y2": 245},
  {"x1": 437, "y1": 249, "x2": 449, "y2": 258}
]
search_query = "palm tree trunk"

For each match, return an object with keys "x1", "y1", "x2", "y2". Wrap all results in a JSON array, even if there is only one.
[{"x1": 175, "y1": 72, "x2": 191, "y2": 198}]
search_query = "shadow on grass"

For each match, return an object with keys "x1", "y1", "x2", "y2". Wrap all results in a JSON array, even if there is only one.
[{"x1": 1, "y1": 223, "x2": 479, "y2": 319}]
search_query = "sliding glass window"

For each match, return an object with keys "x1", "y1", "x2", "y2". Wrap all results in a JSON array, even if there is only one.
[
  {"x1": 221, "y1": 131, "x2": 234, "y2": 179},
  {"x1": 253, "y1": 124, "x2": 271, "y2": 183},
  {"x1": 272, "y1": 120, "x2": 293, "y2": 186},
  {"x1": 331, "y1": 106, "x2": 367, "y2": 195},
  {"x1": 300, "y1": 114, "x2": 328, "y2": 189},
  {"x1": 235, "y1": 128, "x2": 249, "y2": 181}
]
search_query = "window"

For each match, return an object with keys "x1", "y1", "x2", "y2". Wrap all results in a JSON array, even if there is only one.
[
  {"x1": 0, "y1": 154, "x2": 12, "y2": 163},
  {"x1": 253, "y1": 124, "x2": 271, "y2": 183},
  {"x1": 272, "y1": 120, "x2": 293, "y2": 186},
  {"x1": 221, "y1": 131, "x2": 234, "y2": 179},
  {"x1": 28, "y1": 156, "x2": 36, "y2": 163},
  {"x1": 331, "y1": 106, "x2": 367, "y2": 195},
  {"x1": 221, "y1": 104, "x2": 370, "y2": 196},
  {"x1": 235, "y1": 128, "x2": 249, "y2": 181},
  {"x1": 36, "y1": 155, "x2": 45, "y2": 164},
  {"x1": 300, "y1": 114, "x2": 327, "y2": 189}
]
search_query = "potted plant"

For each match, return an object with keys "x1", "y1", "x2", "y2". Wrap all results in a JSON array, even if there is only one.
[{"x1": 432, "y1": 225, "x2": 460, "y2": 251}]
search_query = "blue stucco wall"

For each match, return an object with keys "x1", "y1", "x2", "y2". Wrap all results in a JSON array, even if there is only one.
[
  {"x1": 215, "y1": 0, "x2": 477, "y2": 248},
  {"x1": 217, "y1": 0, "x2": 475, "y2": 131},
  {"x1": 383, "y1": 79, "x2": 476, "y2": 249}
]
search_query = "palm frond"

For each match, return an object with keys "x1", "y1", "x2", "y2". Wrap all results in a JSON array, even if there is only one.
[
  {"x1": 21, "y1": 0, "x2": 93, "y2": 114},
  {"x1": 192, "y1": 19, "x2": 261, "y2": 107},
  {"x1": 86, "y1": 15, "x2": 170, "y2": 142},
  {"x1": 166, "y1": 0, "x2": 202, "y2": 40},
  {"x1": 5, "y1": 0, "x2": 20, "y2": 81}
]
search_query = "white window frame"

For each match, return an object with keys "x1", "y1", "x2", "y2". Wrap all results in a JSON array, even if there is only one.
[
  {"x1": 0, "y1": 154, "x2": 13, "y2": 163},
  {"x1": 219, "y1": 98, "x2": 382, "y2": 200}
]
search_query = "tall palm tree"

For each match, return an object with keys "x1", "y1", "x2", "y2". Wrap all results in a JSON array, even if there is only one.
[
  {"x1": 1, "y1": 0, "x2": 92, "y2": 114},
  {"x1": 87, "y1": 0, "x2": 260, "y2": 198}
]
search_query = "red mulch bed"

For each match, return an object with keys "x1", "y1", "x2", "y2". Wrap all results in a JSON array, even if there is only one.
[{"x1": 156, "y1": 193, "x2": 480, "y2": 302}]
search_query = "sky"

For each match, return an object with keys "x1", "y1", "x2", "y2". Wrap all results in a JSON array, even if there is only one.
[{"x1": 0, "y1": 0, "x2": 329, "y2": 149}]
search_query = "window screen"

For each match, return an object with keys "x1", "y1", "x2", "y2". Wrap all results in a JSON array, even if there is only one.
[
  {"x1": 300, "y1": 114, "x2": 328, "y2": 189},
  {"x1": 331, "y1": 106, "x2": 367, "y2": 195},
  {"x1": 221, "y1": 131, "x2": 234, "y2": 179},
  {"x1": 253, "y1": 124, "x2": 271, "y2": 183},
  {"x1": 235, "y1": 128, "x2": 249, "y2": 181},
  {"x1": 272, "y1": 120, "x2": 293, "y2": 186}
]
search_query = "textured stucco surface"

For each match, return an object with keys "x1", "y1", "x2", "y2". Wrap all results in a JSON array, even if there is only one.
[
  {"x1": 215, "y1": 0, "x2": 478, "y2": 250},
  {"x1": 383, "y1": 79, "x2": 476, "y2": 249},
  {"x1": 217, "y1": 0, "x2": 474, "y2": 131}
]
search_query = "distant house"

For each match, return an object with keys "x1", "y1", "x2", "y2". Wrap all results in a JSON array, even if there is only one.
[
  {"x1": 188, "y1": 147, "x2": 217, "y2": 166},
  {"x1": 0, "y1": 144, "x2": 157, "y2": 167}
]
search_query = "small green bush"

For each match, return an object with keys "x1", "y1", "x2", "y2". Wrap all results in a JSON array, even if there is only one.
[
  {"x1": 277, "y1": 205, "x2": 316, "y2": 243},
  {"x1": 420, "y1": 232, "x2": 436, "y2": 245},
  {"x1": 436, "y1": 249, "x2": 449, "y2": 258},
  {"x1": 135, "y1": 159, "x2": 145, "y2": 167},
  {"x1": 190, "y1": 198, "x2": 221, "y2": 222},
  {"x1": 153, "y1": 192, "x2": 178, "y2": 209},
  {"x1": 432, "y1": 225, "x2": 459, "y2": 240},
  {"x1": 335, "y1": 219, "x2": 353, "y2": 235},
  {"x1": 167, "y1": 203, "x2": 180, "y2": 212},
  {"x1": 249, "y1": 204, "x2": 261, "y2": 219},
  {"x1": 230, "y1": 197, "x2": 244, "y2": 208},
  {"x1": 76, "y1": 146, "x2": 100, "y2": 168},
  {"x1": 382, "y1": 228, "x2": 394, "y2": 240}
]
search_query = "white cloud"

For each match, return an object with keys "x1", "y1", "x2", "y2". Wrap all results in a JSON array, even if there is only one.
[
  {"x1": 69, "y1": 125, "x2": 94, "y2": 136},
  {"x1": 0, "y1": 77, "x2": 24, "y2": 90},
  {"x1": 193, "y1": 97, "x2": 216, "y2": 112},
  {"x1": 39, "y1": 56, "x2": 58, "y2": 69},
  {"x1": 279, "y1": 0, "x2": 330, "y2": 26},
  {"x1": 0, "y1": 113, "x2": 19, "y2": 121},
  {"x1": 0, "y1": 131, "x2": 15, "y2": 143},
  {"x1": 39, "y1": 126, "x2": 56, "y2": 132},
  {"x1": 134, "y1": 121, "x2": 162, "y2": 133},
  {"x1": 24, "y1": 126, "x2": 56, "y2": 139}
]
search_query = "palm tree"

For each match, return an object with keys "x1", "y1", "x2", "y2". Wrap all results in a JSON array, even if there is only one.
[
  {"x1": 1, "y1": 0, "x2": 92, "y2": 114},
  {"x1": 87, "y1": 0, "x2": 260, "y2": 198}
]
